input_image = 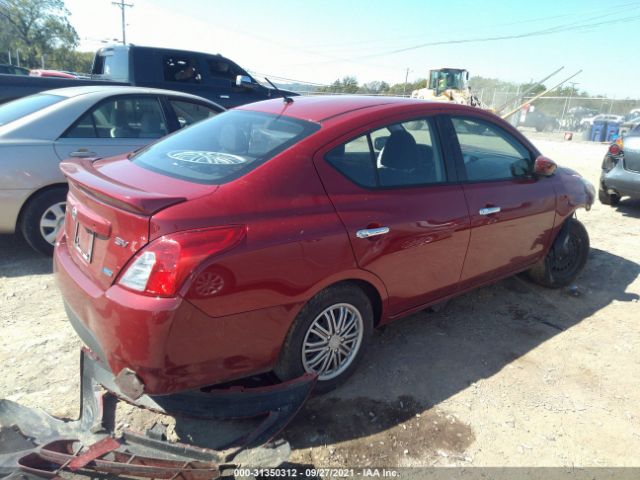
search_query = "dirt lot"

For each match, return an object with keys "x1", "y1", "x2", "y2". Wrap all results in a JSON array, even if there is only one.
[{"x1": 1, "y1": 131, "x2": 639, "y2": 469}]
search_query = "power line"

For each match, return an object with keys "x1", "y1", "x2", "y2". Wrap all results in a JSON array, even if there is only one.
[
  {"x1": 288, "y1": 0, "x2": 640, "y2": 52},
  {"x1": 247, "y1": 70, "x2": 330, "y2": 87},
  {"x1": 353, "y1": 13, "x2": 640, "y2": 60}
]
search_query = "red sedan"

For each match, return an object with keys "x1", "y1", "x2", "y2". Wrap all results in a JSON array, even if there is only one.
[{"x1": 54, "y1": 96, "x2": 594, "y2": 395}]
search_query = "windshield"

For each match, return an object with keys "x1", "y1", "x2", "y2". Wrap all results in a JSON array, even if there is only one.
[
  {"x1": 429, "y1": 70, "x2": 466, "y2": 91},
  {"x1": 0, "y1": 94, "x2": 65, "y2": 126},
  {"x1": 131, "y1": 110, "x2": 320, "y2": 184}
]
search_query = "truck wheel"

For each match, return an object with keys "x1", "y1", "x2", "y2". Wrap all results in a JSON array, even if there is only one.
[
  {"x1": 20, "y1": 187, "x2": 68, "y2": 256},
  {"x1": 274, "y1": 284, "x2": 373, "y2": 394},
  {"x1": 527, "y1": 218, "x2": 589, "y2": 288}
]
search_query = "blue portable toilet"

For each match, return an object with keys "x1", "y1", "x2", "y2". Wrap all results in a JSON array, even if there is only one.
[
  {"x1": 605, "y1": 122, "x2": 620, "y2": 142},
  {"x1": 591, "y1": 120, "x2": 607, "y2": 142}
]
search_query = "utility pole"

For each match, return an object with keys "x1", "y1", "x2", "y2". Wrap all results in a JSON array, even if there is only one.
[
  {"x1": 560, "y1": 82, "x2": 578, "y2": 130},
  {"x1": 112, "y1": 0, "x2": 133, "y2": 45},
  {"x1": 402, "y1": 68, "x2": 410, "y2": 97}
]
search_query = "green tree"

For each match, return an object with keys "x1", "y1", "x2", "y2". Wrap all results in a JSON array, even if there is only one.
[
  {"x1": 318, "y1": 76, "x2": 360, "y2": 94},
  {"x1": 358, "y1": 80, "x2": 389, "y2": 95},
  {"x1": 0, "y1": 0, "x2": 79, "y2": 68},
  {"x1": 383, "y1": 78, "x2": 427, "y2": 96},
  {"x1": 47, "y1": 49, "x2": 93, "y2": 73}
]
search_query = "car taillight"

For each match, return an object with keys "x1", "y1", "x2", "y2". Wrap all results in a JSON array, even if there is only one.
[{"x1": 118, "y1": 226, "x2": 246, "y2": 297}]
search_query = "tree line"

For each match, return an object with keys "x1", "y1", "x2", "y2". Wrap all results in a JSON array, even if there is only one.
[{"x1": 0, "y1": 0, "x2": 93, "y2": 72}]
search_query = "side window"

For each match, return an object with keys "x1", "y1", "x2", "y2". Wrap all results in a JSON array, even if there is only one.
[
  {"x1": 326, "y1": 135, "x2": 376, "y2": 188},
  {"x1": 325, "y1": 118, "x2": 447, "y2": 188},
  {"x1": 169, "y1": 100, "x2": 219, "y2": 129},
  {"x1": 451, "y1": 117, "x2": 532, "y2": 181},
  {"x1": 163, "y1": 55, "x2": 202, "y2": 83},
  {"x1": 64, "y1": 97, "x2": 167, "y2": 139},
  {"x1": 207, "y1": 58, "x2": 239, "y2": 81}
]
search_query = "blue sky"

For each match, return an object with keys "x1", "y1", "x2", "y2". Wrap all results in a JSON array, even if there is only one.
[{"x1": 65, "y1": 0, "x2": 640, "y2": 97}]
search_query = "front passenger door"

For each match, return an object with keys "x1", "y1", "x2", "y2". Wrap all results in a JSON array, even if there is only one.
[{"x1": 448, "y1": 116, "x2": 557, "y2": 289}]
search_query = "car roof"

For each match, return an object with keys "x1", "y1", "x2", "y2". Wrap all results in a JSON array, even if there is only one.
[
  {"x1": 38, "y1": 85, "x2": 221, "y2": 106},
  {"x1": 237, "y1": 95, "x2": 480, "y2": 123}
]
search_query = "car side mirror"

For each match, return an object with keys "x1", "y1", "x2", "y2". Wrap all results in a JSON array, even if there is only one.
[
  {"x1": 236, "y1": 74, "x2": 254, "y2": 88},
  {"x1": 534, "y1": 155, "x2": 557, "y2": 177}
]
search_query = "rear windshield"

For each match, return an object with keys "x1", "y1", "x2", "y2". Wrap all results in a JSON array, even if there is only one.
[
  {"x1": 131, "y1": 110, "x2": 320, "y2": 184},
  {"x1": 0, "y1": 94, "x2": 65, "y2": 126}
]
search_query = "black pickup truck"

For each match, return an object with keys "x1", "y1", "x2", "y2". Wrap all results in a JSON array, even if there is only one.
[{"x1": 0, "y1": 44, "x2": 295, "y2": 108}]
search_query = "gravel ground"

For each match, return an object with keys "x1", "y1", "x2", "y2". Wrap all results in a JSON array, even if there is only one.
[{"x1": 1, "y1": 130, "x2": 639, "y2": 470}]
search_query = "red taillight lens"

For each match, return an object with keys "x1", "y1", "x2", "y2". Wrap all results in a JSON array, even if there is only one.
[
  {"x1": 118, "y1": 226, "x2": 245, "y2": 297},
  {"x1": 608, "y1": 144, "x2": 621, "y2": 155}
]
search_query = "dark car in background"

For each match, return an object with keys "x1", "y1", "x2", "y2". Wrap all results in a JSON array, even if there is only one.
[
  {"x1": 600, "y1": 124, "x2": 640, "y2": 206},
  {"x1": 519, "y1": 109, "x2": 559, "y2": 132},
  {"x1": 0, "y1": 64, "x2": 30, "y2": 76}
]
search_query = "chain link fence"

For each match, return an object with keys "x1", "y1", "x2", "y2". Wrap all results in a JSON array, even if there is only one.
[{"x1": 476, "y1": 89, "x2": 640, "y2": 134}]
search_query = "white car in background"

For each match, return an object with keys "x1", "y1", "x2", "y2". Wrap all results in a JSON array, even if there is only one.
[
  {"x1": 0, "y1": 86, "x2": 223, "y2": 255},
  {"x1": 579, "y1": 113, "x2": 624, "y2": 129}
]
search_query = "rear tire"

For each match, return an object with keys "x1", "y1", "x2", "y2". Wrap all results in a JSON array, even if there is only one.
[
  {"x1": 20, "y1": 187, "x2": 68, "y2": 256},
  {"x1": 598, "y1": 187, "x2": 620, "y2": 206},
  {"x1": 274, "y1": 284, "x2": 373, "y2": 394},
  {"x1": 527, "y1": 218, "x2": 589, "y2": 288}
]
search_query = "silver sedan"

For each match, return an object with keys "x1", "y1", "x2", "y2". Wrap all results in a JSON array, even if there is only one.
[
  {"x1": 599, "y1": 124, "x2": 640, "y2": 206},
  {"x1": 0, "y1": 86, "x2": 223, "y2": 254}
]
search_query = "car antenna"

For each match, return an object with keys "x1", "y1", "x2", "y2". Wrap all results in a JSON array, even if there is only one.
[{"x1": 265, "y1": 77, "x2": 294, "y2": 104}]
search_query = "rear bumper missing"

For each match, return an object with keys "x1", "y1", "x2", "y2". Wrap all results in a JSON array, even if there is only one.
[{"x1": 83, "y1": 348, "x2": 316, "y2": 446}]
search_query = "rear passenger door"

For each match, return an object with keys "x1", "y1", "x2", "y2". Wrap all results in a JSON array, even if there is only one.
[
  {"x1": 54, "y1": 95, "x2": 168, "y2": 160},
  {"x1": 313, "y1": 116, "x2": 471, "y2": 317}
]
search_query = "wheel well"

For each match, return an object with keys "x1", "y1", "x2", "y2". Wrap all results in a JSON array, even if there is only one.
[
  {"x1": 333, "y1": 279, "x2": 383, "y2": 327},
  {"x1": 16, "y1": 183, "x2": 68, "y2": 230}
]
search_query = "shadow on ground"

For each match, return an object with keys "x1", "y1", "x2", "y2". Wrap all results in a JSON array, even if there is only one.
[
  {"x1": 280, "y1": 247, "x2": 639, "y2": 461},
  {"x1": 0, "y1": 234, "x2": 51, "y2": 277},
  {"x1": 615, "y1": 197, "x2": 640, "y2": 218}
]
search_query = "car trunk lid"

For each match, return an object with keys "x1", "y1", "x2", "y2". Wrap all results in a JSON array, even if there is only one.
[{"x1": 60, "y1": 156, "x2": 214, "y2": 290}]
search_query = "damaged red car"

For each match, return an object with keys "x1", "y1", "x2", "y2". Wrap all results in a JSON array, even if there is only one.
[{"x1": 54, "y1": 96, "x2": 595, "y2": 395}]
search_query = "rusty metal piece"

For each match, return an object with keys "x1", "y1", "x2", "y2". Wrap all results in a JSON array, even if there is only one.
[
  {"x1": 67, "y1": 436, "x2": 120, "y2": 470},
  {"x1": 26, "y1": 438, "x2": 235, "y2": 479}
]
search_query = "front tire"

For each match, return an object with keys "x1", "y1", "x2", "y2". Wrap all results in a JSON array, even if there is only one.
[
  {"x1": 20, "y1": 187, "x2": 67, "y2": 256},
  {"x1": 527, "y1": 218, "x2": 589, "y2": 288},
  {"x1": 274, "y1": 284, "x2": 373, "y2": 393}
]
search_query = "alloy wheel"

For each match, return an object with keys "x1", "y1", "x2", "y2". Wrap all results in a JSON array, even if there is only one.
[{"x1": 301, "y1": 303, "x2": 364, "y2": 381}]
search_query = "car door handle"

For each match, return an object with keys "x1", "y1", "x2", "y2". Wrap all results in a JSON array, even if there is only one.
[
  {"x1": 69, "y1": 150, "x2": 98, "y2": 158},
  {"x1": 479, "y1": 206, "x2": 501, "y2": 215},
  {"x1": 356, "y1": 227, "x2": 390, "y2": 238}
]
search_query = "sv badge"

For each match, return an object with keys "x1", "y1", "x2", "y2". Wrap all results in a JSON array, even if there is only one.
[{"x1": 114, "y1": 237, "x2": 129, "y2": 248}]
